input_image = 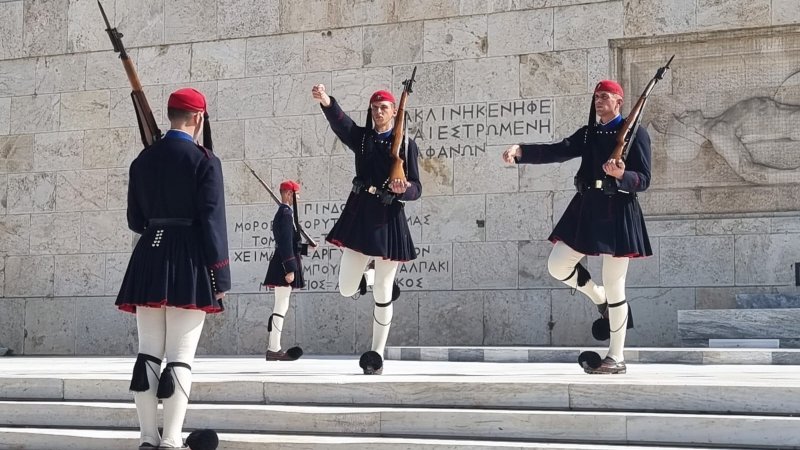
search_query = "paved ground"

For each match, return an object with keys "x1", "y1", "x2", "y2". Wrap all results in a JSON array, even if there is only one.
[{"x1": 1, "y1": 355, "x2": 797, "y2": 387}]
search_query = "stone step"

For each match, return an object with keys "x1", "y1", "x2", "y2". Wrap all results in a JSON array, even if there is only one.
[
  {"x1": 2, "y1": 374, "x2": 799, "y2": 416},
  {"x1": 736, "y1": 293, "x2": 800, "y2": 309},
  {"x1": 385, "y1": 346, "x2": 800, "y2": 365},
  {"x1": 2, "y1": 358, "x2": 798, "y2": 416},
  {"x1": 677, "y1": 308, "x2": 800, "y2": 341},
  {"x1": 1, "y1": 402, "x2": 798, "y2": 448},
  {"x1": 0, "y1": 428, "x2": 730, "y2": 450}
]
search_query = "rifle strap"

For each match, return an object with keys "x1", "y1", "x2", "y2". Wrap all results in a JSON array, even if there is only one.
[{"x1": 292, "y1": 191, "x2": 303, "y2": 239}]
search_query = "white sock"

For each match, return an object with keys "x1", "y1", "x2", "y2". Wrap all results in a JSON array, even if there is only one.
[
  {"x1": 603, "y1": 255, "x2": 630, "y2": 362},
  {"x1": 160, "y1": 365, "x2": 192, "y2": 447},
  {"x1": 268, "y1": 287, "x2": 291, "y2": 352},
  {"x1": 133, "y1": 359, "x2": 161, "y2": 446},
  {"x1": 371, "y1": 302, "x2": 393, "y2": 356},
  {"x1": 607, "y1": 302, "x2": 628, "y2": 362},
  {"x1": 370, "y1": 259, "x2": 399, "y2": 356}
]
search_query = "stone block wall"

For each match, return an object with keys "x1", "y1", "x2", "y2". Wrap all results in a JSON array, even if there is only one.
[{"x1": 0, "y1": 0, "x2": 798, "y2": 355}]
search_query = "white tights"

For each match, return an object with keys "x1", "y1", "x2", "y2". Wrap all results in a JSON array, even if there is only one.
[
  {"x1": 268, "y1": 286, "x2": 292, "y2": 352},
  {"x1": 135, "y1": 306, "x2": 206, "y2": 448},
  {"x1": 338, "y1": 248, "x2": 399, "y2": 356},
  {"x1": 547, "y1": 241, "x2": 630, "y2": 362}
]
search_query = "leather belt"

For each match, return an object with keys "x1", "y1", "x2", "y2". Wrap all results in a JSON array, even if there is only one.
[
  {"x1": 148, "y1": 218, "x2": 194, "y2": 227},
  {"x1": 574, "y1": 177, "x2": 632, "y2": 196},
  {"x1": 352, "y1": 179, "x2": 396, "y2": 205}
]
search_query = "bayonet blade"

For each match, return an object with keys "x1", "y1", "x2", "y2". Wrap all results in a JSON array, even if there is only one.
[{"x1": 97, "y1": 1, "x2": 112, "y2": 30}]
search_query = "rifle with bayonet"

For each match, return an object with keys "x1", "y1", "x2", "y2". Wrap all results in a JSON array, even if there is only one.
[
  {"x1": 98, "y1": 1, "x2": 161, "y2": 148},
  {"x1": 387, "y1": 66, "x2": 417, "y2": 182},
  {"x1": 609, "y1": 55, "x2": 674, "y2": 164},
  {"x1": 243, "y1": 162, "x2": 318, "y2": 249}
]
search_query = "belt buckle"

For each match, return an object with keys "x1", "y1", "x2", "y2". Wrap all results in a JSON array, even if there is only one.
[
  {"x1": 594, "y1": 180, "x2": 603, "y2": 189},
  {"x1": 367, "y1": 186, "x2": 377, "y2": 194}
]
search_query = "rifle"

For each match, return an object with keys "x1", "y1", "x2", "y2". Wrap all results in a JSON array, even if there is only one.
[
  {"x1": 243, "y1": 161, "x2": 318, "y2": 248},
  {"x1": 609, "y1": 55, "x2": 674, "y2": 164},
  {"x1": 388, "y1": 66, "x2": 417, "y2": 182},
  {"x1": 98, "y1": 1, "x2": 161, "y2": 148}
]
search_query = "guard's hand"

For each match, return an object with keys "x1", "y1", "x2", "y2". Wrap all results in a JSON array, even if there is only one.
[
  {"x1": 389, "y1": 179, "x2": 409, "y2": 194},
  {"x1": 311, "y1": 84, "x2": 331, "y2": 107},
  {"x1": 603, "y1": 159, "x2": 625, "y2": 179},
  {"x1": 214, "y1": 291, "x2": 225, "y2": 301},
  {"x1": 285, "y1": 272, "x2": 295, "y2": 283},
  {"x1": 502, "y1": 145, "x2": 520, "y2": 164}
]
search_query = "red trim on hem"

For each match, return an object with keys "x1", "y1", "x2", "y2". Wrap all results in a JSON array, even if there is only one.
[
  {"x1": 209, "y1": 259, "x2": 229, "y2": 270},
  {"x1": 326, "y1": 239, "x2": 412, "y2": 263},
  {"x1": 262, "y1": 283, "x2": 301, "y2": 289},
  {"x1": 548, "y1": 237, "x2": 650, "y2": 259},
  {"x1": 117, "y1": 299, "x2": 223, "y2": 314}
]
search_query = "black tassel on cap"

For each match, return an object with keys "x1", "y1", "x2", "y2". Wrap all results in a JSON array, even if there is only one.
[{"x1": 202, "y1": 112, "x2": 213, "y2": 151}]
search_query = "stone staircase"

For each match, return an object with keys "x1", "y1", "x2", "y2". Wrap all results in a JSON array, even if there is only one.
[
  {"x1": 678, "y1": 293, "x2": 800, "y2": 348},
  {"x1": 0, "y1": 357, "x2": 799, "y2": 449}
]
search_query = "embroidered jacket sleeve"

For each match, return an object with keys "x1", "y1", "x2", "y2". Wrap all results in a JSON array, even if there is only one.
[
  {"x1": 273, "y1": 205, "x2": 298, "y2": 274},
  {"x1": 320, "y1": 97, "x2": 363, "y2": 151},
  {"x1": 617, "y1": 126, "x2": 651, "y2": 193},
  {"x1": 398, "y1": 138, "x2": 422, "y2": 201},
  {"x1": 195, "y1": 154, "x2": 231, "y2": 292},
  {"x1": 516, "y1": 127, "x2": 586, "y2": 165},
  {"x1": 126, "y1": 158, "x2": 146, "y2": 234}
]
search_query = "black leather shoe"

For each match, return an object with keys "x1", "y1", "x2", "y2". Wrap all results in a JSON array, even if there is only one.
[
  {"x1": 265, "y1": 346, "x2": 303, "y2": 361},
  {"x1": 583, "y1": 356, "x2": 627, "y2": 374}
]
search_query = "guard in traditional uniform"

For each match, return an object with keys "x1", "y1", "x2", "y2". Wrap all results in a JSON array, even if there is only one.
[
  {"x1": 116, "y1": 88, "x2": 230, "y2": 448},
  {"x1": 312, "y1": 84, "x2": 421, "y2": 375},
  {"x1": 262, "y1": 180, "x2": 305, "y2": 361},
  {"x1": 503, "y1": 80, "x2": 652, "y2": 375}
]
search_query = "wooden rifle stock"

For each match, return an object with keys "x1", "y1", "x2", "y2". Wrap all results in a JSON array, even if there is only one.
[
  {"x1": 98, "y1": 1, "x2": 161, "y2": 148},
  {"x1": 609, "y1": 55, "x2": 674, "y2": 163},
  {"x1": 243, "y1": 162, "x2": 318, "y2": 248},
  {"x1": 388, "y1": 66, "x2": 417, "y2": 182}
]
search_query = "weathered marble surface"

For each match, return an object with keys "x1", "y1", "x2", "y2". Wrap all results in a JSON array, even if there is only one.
[
  {"x1": 7, "y1": 172, "x2": 55, "y2": 214},
  {"x1": 10, "y1": 95, "x2": 59, "y2": 134},
  {"x1": 304, "y1": 27, "x2": 363, "y2": 72},
  {"x1": 164, "y1": 0, "x2": 216, "y2": 44},
  {"x1": 735, "y1": 234, "x2": 800, "y2": 285},
  {"x1": 0, "y1": 214, "x2": 29, "y2": 255},
  {"x1": 23, "y1": 297, "x2": 74, "y2": 354},
  {"x1": 218, "y1": 0, "x2": 279, "y2": 39},
  {"x1": 660, "y1": 236, "x2": 734, "y2": 286},
  {"x1": 0, "y1": 1, "x2": 24, "y2": 60},
  {"x1": 363, "y1": 22, "x2": 422, "y2": 68},
  {"x1": 423, "y1": 16, "x2": 487, "y2": 62},
  {"x1": 34, "y1": 54, "x2": 86, "y2": 93},
  {"x1": 22, "y1": 0, "x2": 68, "y2": 57},
  {"x1": 191, "y1": 40, "x2": 246, "y2": 82},
  {"x1": 679, "y1": 309, "x2": 800, "y2": 340},
  {"x1": 736, "y1": 293, "x2": 800, "y2": 309},
  {"x1": 29, "y1": 212, "x2": 80, "y2": 254}
]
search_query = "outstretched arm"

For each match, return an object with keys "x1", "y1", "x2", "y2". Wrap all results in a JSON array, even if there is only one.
[
  {"x1": 502, "y1": 127, "x2": 587, "y2": 165},
  {"x1": 313, "y1": 83, "x2": 361, "y2": 150}
]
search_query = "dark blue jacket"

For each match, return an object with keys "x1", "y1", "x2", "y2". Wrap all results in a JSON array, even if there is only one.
[{"x1": 126, "y1": 131, "x2": 231, "y2": 292}]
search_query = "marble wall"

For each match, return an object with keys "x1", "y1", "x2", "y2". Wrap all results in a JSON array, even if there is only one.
[{"x1": 0, "y1": 0, "x2": 798, "y2": 355}]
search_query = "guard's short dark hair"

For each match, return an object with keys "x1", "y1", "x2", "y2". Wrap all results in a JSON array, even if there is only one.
[{"x1": 167, "y1": 107, "x2": 195, "y2": 122}]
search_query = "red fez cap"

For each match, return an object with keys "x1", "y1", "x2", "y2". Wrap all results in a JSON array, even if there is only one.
[
  {"x1": 279, "y1": 180, "x2": 301, "y2": 192},
  {"x1": 594, "y1": 80, "x2": 623, "y2": 98},
  {"x1": 168, "y1": 88, "x2": 207, "y2": 112},
  {"x1": 369, "y1": 90, "x2": 396, "y2": 105}
]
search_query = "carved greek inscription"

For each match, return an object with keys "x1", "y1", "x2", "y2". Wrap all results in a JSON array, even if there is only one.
[{"x1": 405, "y1": 99, "x2": 554, "y2": 158}]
